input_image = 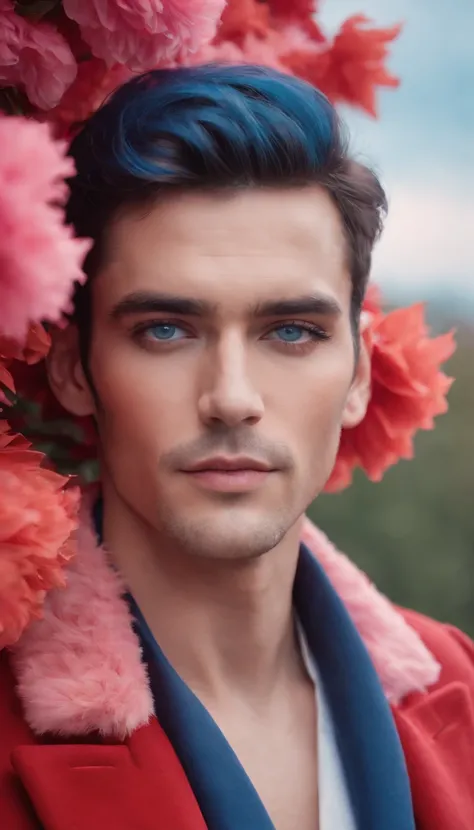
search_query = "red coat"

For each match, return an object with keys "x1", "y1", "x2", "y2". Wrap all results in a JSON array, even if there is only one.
[
  {"x1": 1, "y1": 517, "x2": 473, "y2": 829},
  {"x1": 0, "y1": 611, "x2": 473, "y2": 830}
]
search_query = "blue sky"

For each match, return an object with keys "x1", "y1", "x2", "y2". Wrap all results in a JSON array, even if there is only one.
[{"x1": 319, "y1": 0, "x2": 474, "y2": 310}]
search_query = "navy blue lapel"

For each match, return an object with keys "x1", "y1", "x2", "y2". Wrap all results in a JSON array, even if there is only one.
[
  {"x1": 128, "y1": 594, "x2": 275, "y2": 830},
  {"x1": 294, "y1": 543, "x2": 416, "y2": 830}
]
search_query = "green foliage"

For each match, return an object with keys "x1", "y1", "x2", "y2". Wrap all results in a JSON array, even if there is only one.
[{"x1": 308, "y1": 325, "x2": 474, "y2": 636}]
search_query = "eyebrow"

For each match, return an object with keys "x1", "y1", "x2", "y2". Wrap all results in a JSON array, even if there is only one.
[
  {"x1": 110, "y1": 292, "x2": 209, "y2": 320},
  {"x1": 255, "y1": 295, "x2": 342, "y2": 318},
  {"x1": 110, "y1": 291, "x2": 342, "y2": 321}
]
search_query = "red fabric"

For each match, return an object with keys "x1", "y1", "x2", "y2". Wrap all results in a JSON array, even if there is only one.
[
  {"x1": 0, "y1": 612, "x2": 473, "y2": 830},
  {"x1": 11, "y1": 725, "x2": 209, "y2": 830},
  {"x1": 392, "y1": 611, "x2": 474, "y2": 830},
  {"x1": 0, "y1": 650, "x2": 40, "y2": 829},
  {"x1": 0, "y1": 649, "x2": 207, "y2": 830}
]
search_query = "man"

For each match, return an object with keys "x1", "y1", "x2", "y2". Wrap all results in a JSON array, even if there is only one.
[{"x1": 1, "y1": 65, "x2": 473, "y2": 830}]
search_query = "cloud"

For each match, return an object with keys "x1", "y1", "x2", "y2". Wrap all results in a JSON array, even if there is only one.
[
  {"x1": 372, "y1": 180, "x2": 474, "y2": 296},
  {"x1": 320, "y1": 0, "x2": 473, "y2": 169}
]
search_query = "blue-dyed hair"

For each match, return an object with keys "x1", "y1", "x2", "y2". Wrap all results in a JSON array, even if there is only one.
[{"x1": 67, "y1": 64, "x2": 387, "y2": 353}]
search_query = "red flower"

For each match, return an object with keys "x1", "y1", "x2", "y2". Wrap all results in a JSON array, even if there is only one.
[
  {"x1": 0, "y1": 322, "x2": 51, "y2": 367},
  {"x1": 48, "y1": 58, "x2": 131, "y2": 138},
  {"x1": 325, "y1": 299, "x2": 456, "y2": 492},
  {"x1": 216, "y1": 0, "x2": 269, "y2": 42},
  {"x1": 0, "y1": 421, "x2": 79, "y2": 648},
  {"x1": 268, "y1": 0, "x2": 325, "y2": 40},
  {"x1": 362, "y1": 282, "x2": 383, "y2": 316},
  {"x1": 206, "y1": 5, "x2": 401, "y2": 118},
  {"x1": 284, "y1": 15, "x2": 401, "y2": 116},
  {"x1": 1, "y1": 324, "x2": 51, "y2": 403}
]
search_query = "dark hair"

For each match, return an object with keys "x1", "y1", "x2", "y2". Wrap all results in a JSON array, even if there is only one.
[{"x1": 67, "y1": 63, "x2": 387, "y2": 360}]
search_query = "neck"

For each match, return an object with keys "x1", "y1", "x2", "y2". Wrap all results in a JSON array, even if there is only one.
[{"x1": 100, "y1": 485, "x2": 305, "y2": 706}]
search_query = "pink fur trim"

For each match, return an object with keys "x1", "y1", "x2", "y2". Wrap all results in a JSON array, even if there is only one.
[
  {"x1": 11, "y1": 517, "x2": 154, "y2": 739},
  {"x1": 301, "y1": 518, "x2": 441, "y2": 702},
  {"x1": 10, "y1": 507, "x2": 440, "y2": 738}
]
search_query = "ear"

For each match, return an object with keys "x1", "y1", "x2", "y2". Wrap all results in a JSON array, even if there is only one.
[
  {"x1": 46, "y1": 324, "x2": 96, "y2": 417},
  {"x1": 342, "y1": 312, "x2": 372, "y2": 429}
]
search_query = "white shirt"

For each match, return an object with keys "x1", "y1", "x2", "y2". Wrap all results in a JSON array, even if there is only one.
[{"x1": 298, "y1": 624, "x2": 357, "y2": 830}]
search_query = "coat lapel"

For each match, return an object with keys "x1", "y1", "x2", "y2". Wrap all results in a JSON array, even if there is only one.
[
  {"x1": 393, "y1": 682, "x2": 474, "y2": 830},
  {"x1": 11, "y1": 719, "x2": 208, "y2": 830}
]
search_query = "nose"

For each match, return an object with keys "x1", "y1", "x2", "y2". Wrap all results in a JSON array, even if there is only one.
[{"x1": 198, "y1": 335, "x2": 264, "y2": 428}]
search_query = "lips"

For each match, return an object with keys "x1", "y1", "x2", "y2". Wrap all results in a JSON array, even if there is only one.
[
  {"x1": 183, "y1": 457, "x2": 274, "y2": 473},
  {"x1": 181, "y1": 457, "x2": 275, "y2": 493}
]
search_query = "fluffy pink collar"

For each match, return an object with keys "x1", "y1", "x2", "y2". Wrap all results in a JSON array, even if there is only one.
[{"x1": 10, "y1": 513, "x2": 440, "y2": 739}]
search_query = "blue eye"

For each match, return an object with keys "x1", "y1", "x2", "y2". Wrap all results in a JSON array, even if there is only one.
[
  {"x1": 146, "y1": 323, "x2": 185, "y2": 341},
  {"x1": 272, "y1": 325, "x2": 308, "y2": 342}
]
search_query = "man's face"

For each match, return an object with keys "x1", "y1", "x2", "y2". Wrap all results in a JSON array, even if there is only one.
[{"x1": 52, "y1": 187, "x2": 370, "y2": 560}]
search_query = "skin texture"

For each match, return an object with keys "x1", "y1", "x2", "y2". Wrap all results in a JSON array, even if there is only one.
[
  {"x1": 48, "y1": 185, "x2": 371, "y2": 830},
  {"x1": 50, "y1": 186, "x2": 369, "y2": 563}
]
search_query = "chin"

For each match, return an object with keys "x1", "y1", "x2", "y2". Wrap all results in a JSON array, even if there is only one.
[{"x1": 164, "y1": 509, "x2": 292, "y2": 561}]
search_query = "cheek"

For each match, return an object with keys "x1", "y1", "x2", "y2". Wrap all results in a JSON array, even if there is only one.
[
  {"x1": 88, "y1": 335, "x2": 195, "y2": 459},
  {"x1": 272, "y1": 349, "x2": 353, "y2": 474},
  {"x1": 272, "y1": 347, "x2": 353, "y2": 423}
]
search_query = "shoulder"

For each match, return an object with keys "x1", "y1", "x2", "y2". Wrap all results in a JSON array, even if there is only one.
[{"x1": 399, "y1": 606, "x2": 474, "y2": 691}]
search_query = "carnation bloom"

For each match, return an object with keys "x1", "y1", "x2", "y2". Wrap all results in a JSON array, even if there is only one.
[
  {"x1": 325, "y1": 294, "x2": 456, "y2": 492},
  {"x1": 63, "y1": 0, "x2": 226, "y2": 72},
  {"x1": 49, "y1": 58, "x2": 131, "y2": 137},
  {"x1": 285, "y1": 14, "x2": 401, "y2": 117},
  {"x1": 216, "y1": 0, "x2": 269, "y2": 41},
  {"x1": 271, "y1": 0, "x2": 320, "y2": 26},
  {"x1": 0, "y1": 0, "x2": 77, "y2": 109},
  {"x1": 0, "y1": 322, "x2": 51, "y2": 368},
  {"x1": 0, "y1": 115, "x2": 91, "y2": 341},
  {"x1": 185, "y1": 18, "x2": 320, "y2": 73},
  {"x1": 0, "y1": 323, "x2": 51, "y2": 405},
  {"x1": 0, "y1": 422, "x2": 79, "y2": 649},
  {"x1": 192, "y1": 1, "x2": 401, "y2": 117},
  {"x1": 185, "y1": 32, "x2": 286, "y2": 71},
  {"x1": 216, "y1": 0, "x2": 324, "y2": 42}
]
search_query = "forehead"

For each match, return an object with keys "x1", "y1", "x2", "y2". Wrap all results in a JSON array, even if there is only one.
[{"x1": 96, "y1": 187, "x2": 351, "y2": 313}]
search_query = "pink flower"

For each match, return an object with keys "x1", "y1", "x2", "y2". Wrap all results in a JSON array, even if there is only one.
[
  {"x1": 0, "y1": 0, "x2": 77, "y2": 109},
  {"x1": 0, "y1": 422, "x2": 79, "y2": 649},
  {"x1": 0, "y1": 115, "x2": 91, "y2": 341},
  {"x1": 63, "y1": 0, "x2": 226, "y2": 72}
]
